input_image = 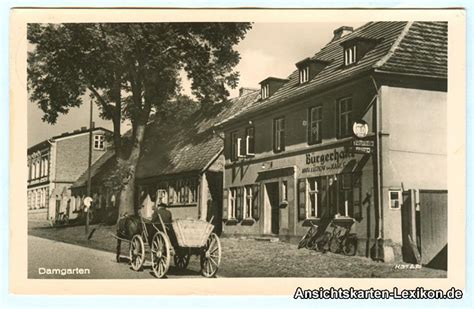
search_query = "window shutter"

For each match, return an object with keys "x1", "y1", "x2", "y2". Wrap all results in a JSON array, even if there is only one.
[
  {"x1": 281, "y1": 118, "x2": 285, "y2": 151},
  {"x1": 298, "y1": 179, "x2": 307, "y2": 221},
  {"x1": 222, "y1": 189, "x2": 229, "y2": 220},
  {"x1": 236, "y1": 187, "x2": 243, "y2": 220},
  {"x1": 252, "y1": 184, "x2": 260, "y2": 220},
  {"x1": 239, "y1": 137, "x2": 245, "y2": 157}
]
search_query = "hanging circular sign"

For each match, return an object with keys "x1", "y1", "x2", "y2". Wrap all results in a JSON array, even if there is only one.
[{"x1": 352, "y1": 120, "x2": 369, "y2": 138}]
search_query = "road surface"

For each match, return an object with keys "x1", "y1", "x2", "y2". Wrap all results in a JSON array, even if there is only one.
[{"x1": 28, "y1": 235, "x2": 207, "y2": 279}]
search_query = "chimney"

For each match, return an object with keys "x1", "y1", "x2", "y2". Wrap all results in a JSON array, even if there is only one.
[
  {"x1": 239, "y1": 87, "x2": 258, "y2": 97},
  {"x1": 332, "y1": 26, "x2": 353, "y2": 41}
]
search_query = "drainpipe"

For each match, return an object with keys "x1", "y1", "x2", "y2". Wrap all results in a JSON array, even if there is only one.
[{"x1": 370, "y1": 75, "x2": 384, "y2": 260}]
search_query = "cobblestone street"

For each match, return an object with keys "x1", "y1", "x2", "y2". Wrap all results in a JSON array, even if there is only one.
[{"x1": 28, "y1": 221, "x2": 446, "y2": 278}]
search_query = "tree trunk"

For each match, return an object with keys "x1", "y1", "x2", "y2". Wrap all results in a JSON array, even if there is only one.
[{"x1": 116, "y1": 123, "x2": 146, "y2": 222}]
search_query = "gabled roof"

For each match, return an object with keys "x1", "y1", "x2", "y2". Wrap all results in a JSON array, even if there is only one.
[
  {"x1": 71, "y1": 149, "x2": 116, "y2": 188},
  {"x1": 375, "y1": 21, "x2": 447, "y2": 78},
  {"x1": 72, "y1": 90, "x2": 260, "y2": 189},
  {"x1": 216, "y1": 21, "x2": 447, "y2": 128},
  {"x1": 135, "y1": 90, "x2": 259, "y2": 180}
]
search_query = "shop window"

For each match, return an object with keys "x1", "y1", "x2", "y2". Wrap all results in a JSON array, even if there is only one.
[
  {"x1": 389, "y1": 190, "x2": 402, "y2": 210},
  {"x1": 273, "y1": 117, "x2": 285, "y2": 153},
  {"x1": 344, "y1": 45, "x2": 357, "y2": 65},
  {"x1": 245, "y1": 127, "x2": 255, "y2": 156},
  {"x1": 308, "y1": 106, "x2": 323, "y2": 145},
  {"x1": 337, "y1": 97, "x2": 352, "y2": 138},
  {"x1": 94, "y1": 135, "x2": 105, "y2": 150}
]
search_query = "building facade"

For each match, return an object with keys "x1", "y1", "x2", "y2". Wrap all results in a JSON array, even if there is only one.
[
  {"x1": 216, "y1": 22, "x2": 447, "y2": 262},
  {"x1": 71, "y1": 90, "x2": 258, "y2": 231},
  {"x1": 27, "y1": 127, "x2": 112, "y2": 221}
]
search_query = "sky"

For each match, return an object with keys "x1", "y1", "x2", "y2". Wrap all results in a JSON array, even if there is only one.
[{"x1": 27, "y1": 22, "x2": 366, "y2": 147}]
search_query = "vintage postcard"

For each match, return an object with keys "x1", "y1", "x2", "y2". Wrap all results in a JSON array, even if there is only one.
[{"x1": 9, "y1": 8, "x2": 466, "y2": 296}]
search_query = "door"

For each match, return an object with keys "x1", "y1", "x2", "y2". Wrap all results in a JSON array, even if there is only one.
[
  {"x1": 419, "y1": 190, "x2": 447, "y2": 270},
  {"x1": 265, "y1": 182, "x2": 280, "y2": 235}
]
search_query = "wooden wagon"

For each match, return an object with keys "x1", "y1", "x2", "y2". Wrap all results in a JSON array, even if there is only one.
[{"x1": 126, "y1": 215, "x2": 222, "y2": 278}]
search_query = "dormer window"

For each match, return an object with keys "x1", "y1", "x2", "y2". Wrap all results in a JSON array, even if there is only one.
[
  {"x1": 341, "y1": 37, "x2": 380, "y2": 67},
  {"x1": 299, "y1": 66, "x2": 309, "y2": 84},
  {"x1": 259, "y1": 77, "x2": 288, "y2": 100},
  {"x1": 344, "y1": 45, "x2": 357, "y2": 66},
  {"x1": 261, "y1": 83, "x2": 270, "y2": 99},
  {"x1": 295, "y1": 58, "x2": 330, "y2": 85}
]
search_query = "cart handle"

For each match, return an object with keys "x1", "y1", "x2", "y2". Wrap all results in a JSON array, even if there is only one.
[
  {"x1": 209, "y1": 215, "x2": 214, "y2": 224},
  {"x1": 157, "y1": 214, "x2": 169, "y2": 239}
]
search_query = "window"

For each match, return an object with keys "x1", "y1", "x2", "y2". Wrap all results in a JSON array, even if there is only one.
[
  {"x1": 166, "y1": 178, "x2": 198, "y2": 205},
  {"x1": 94, "y1": 135, "x2": 105, "y2": 150},
  {"x1": 245, "y1": 127, "x2": 255, "y2": 156},
  {"x1": 337, "y1": 97, "x2": 352, "y2": 138},
  {"x1": 273, "y1": 117, "x2": 285, "y2": 152},
  {"x1": 344, "y1": 45, "x2": 357, "y2": 65},
  {"x1": 338, "y1": 174, "x2": 353, "y2": 216},
  {"x1": 308, "y1": 106, "x2": 323, "y2": 144},
  {"x1": 244, "y1": 185, "x2": 253, "y2": 219},
  {"x1": 281, "y1": 181, "x2": 288, "y2": 202},
  {"x1": 228, "y1": 188, "x2": 237, "y2": 219},
  {"x1": 230, "y1": 131, "x2": 238, "y2": 161},
  {"x1": 35, "y1": 161, "x2": 40, "y2": 179},
  {"x1": 389, "y1": 190, "x2": 402, "y2": 210},
  {"x1": 307, "y1": 178, "x2": 320, "y2": 218},
  {"x1": 261, "y1": 83, "x2": 270, "y2": 99},
  {"x1": 299, "y1": 66, "x2": 309, "y2": 83}
]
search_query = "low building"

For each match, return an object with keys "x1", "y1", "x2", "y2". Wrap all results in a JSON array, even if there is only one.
[
  {"x1": 71, "y1": 90, "x2": 259, "y2": 232},
  {"x1": 215, "y1": 22, "x2": 447, "y2": 263},
  {"x1": 27, "y1": 127, "x2": 112, "y2": 221}
]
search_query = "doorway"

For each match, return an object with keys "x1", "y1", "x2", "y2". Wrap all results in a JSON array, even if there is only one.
[{"x1": 265, "y1": 182, "x2": 280, "y2": 235}]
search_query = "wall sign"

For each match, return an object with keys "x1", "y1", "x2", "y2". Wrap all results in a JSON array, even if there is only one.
[
  {"x1": 352, "y1": 120, "x2": 369, "y2": 138},
  {"x1": 300, "y1": 147, "x2": 360, "y2": 177}
]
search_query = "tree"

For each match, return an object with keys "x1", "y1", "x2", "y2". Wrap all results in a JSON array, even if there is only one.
[{"x1": 28, "y1": 22, "x2": 252, "y2": 221}]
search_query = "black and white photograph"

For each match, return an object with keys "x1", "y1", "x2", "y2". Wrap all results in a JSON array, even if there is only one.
[{"x1": 8, "y1": 8, "x2": 466, "y2": 296}]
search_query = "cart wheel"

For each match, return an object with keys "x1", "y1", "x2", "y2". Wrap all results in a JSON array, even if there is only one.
[
  {"x1": 151, "y1": 231, "x2": 171, "y2": 278},
  {"x1": 329, "y1": 236, "x2": 341, "y2": 253},
  {"x1": 342, "y1": 237, "x2": 357, "y2": 256},
  {"x1": 174, "y1": 252, "x2": 191, "y2": 270},
  {"x1": 200, "y1": 233, "x2": 221, "y2": 278},
  {"x1": 129, "y1": 234, "x2": 145, "y2": 271}
]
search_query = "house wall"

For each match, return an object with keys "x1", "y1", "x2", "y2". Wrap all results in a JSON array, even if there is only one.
[
  {"x1": 55, "y1": 131, "x2": 108, "y2": 183},
  {"x1": 379, "y1": 86, "x2": 447, "y2": 244}
]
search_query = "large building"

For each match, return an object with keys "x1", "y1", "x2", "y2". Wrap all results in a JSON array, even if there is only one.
[
  {"x1": 215, "y1": 22, "x2": 447, "y2": 264},
  {"x1": 27, "y1": 127, "x2": 112, "y2": 221}
]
